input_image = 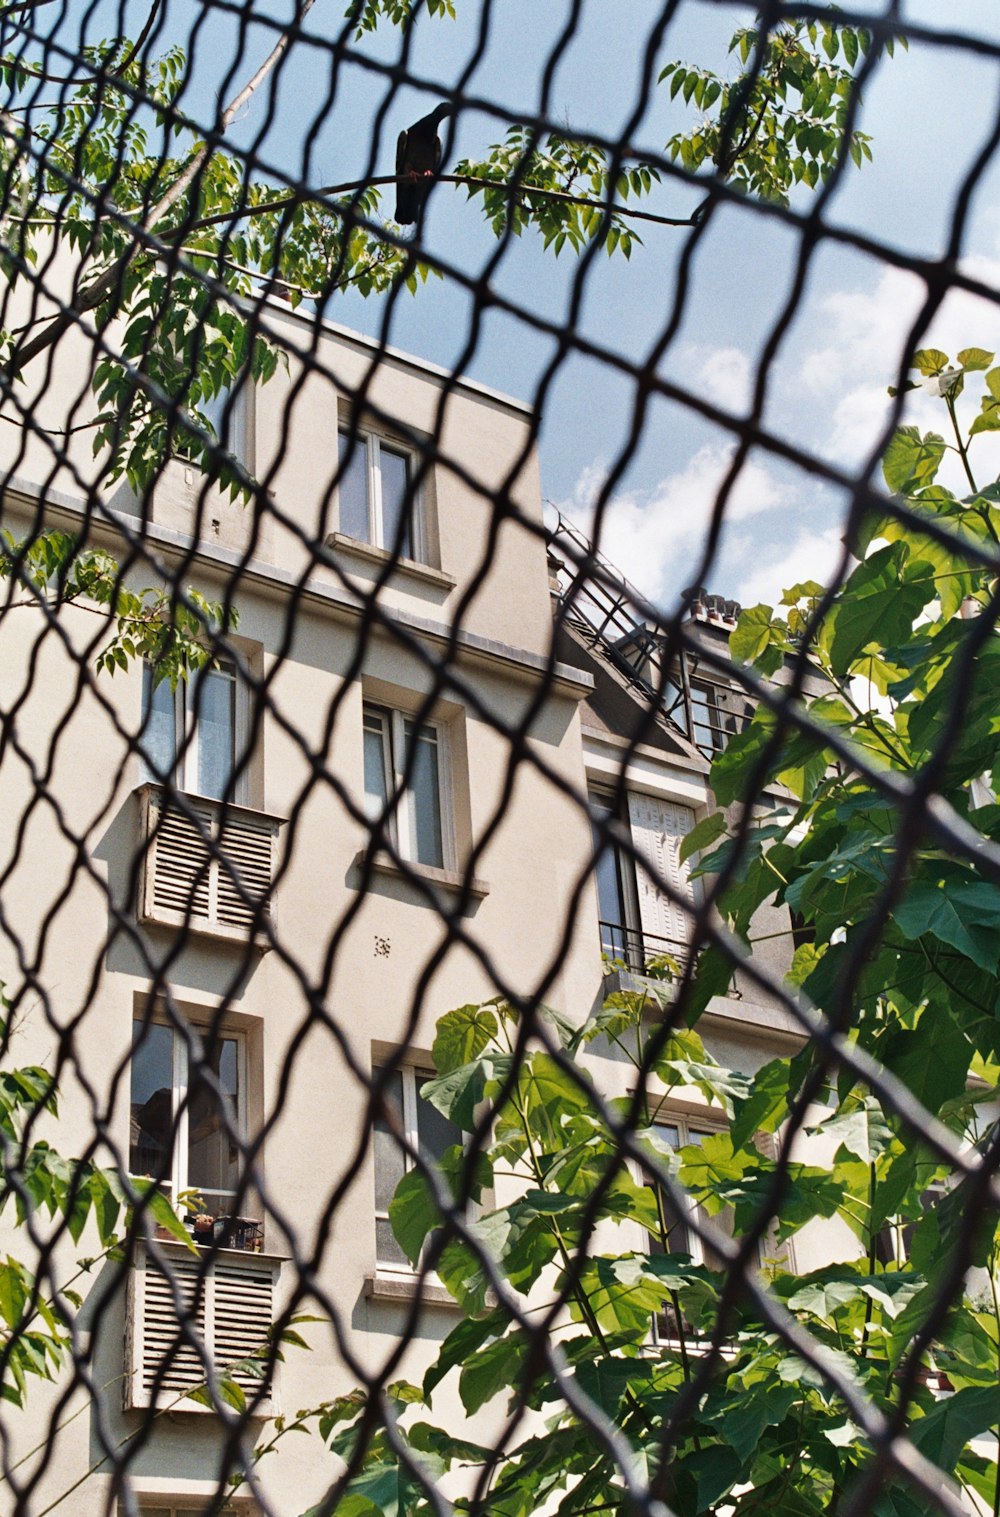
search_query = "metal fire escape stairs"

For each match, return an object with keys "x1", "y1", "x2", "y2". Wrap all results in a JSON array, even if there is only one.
[{"x1": 546, "y1": 509, "x2": 744, "y2": 758}]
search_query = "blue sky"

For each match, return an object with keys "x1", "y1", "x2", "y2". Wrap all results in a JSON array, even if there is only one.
[{"x1": 48, "y1": 0, "x2": 1000, "y2": 610}]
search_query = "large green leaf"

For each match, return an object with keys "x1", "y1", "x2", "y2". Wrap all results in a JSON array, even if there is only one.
[
  {"x1": 893, "y1": 876, "x2": 1000, "y2": 973},
  {"x1": 881, "y1": 425, "x2": 945, "y2": 493},
  {"x1": 821, "y1": 543, "x2": 936, "y2": 677},
  {"x1": 423, "y1": 1308, "x2": 508, "y2": 1398},
  {"x1": 431, "y1": 1003, "x2": 499, "y2": 1075},
  {"x1": 909, "y1": 1385, "x2": 1000, "y2": 1472}
]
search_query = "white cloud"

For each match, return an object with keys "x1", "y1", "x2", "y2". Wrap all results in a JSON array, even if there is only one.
[
  {"x1": 677, "y1": 343, "x2": 753, "y2": 412},
  {"x1": 555, "y1": 443, "x2": 788, "y2": 606},
  {"x1": 733, "y1": 526, "x2": 846, "y2": 608}
]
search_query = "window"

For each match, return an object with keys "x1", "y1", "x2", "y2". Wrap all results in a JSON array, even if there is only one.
[
  {"x1": 177, "y1": 374, "x2": 252, "y2": 468},
  {"x1": 590, "y1": 788, "x2": 694, "y2": 971},
  {"x1": 338, "y1": 426, "x2": 421, "y2": 560},
  {"x1": 875, "y1": 1184, "x2": 945, "y2": 1267},
  {"x1": 645, "y1": 1117, "x2": 730, "y2": 1267},
  {"x1": 373, "y1": 1063, "x2": 462, "y2": 1271},
  {"x1": 129, "y1": 1016, "x2": 246, "y2": 1223},
  {"x1": 141, "y1": 659, "x2": 247, "y2": 804},
  {"x1": 364, "y1": 703, "x2": 449, "y2": 870},
  {"x1": 201, "y1": 379, "x2": 251, "y2": 462},
  {"x1": 643, "y1": 1115, "x2": 738, "y2": 1344},
  {"x1": 591, "y1": 790, "x2": 642, "y2": 965},
  {"x1": 689, "y1": 674, "x2": 751, "y2": 755}
]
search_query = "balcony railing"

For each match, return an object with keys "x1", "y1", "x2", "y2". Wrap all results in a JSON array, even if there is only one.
[
  {"x1": 599, "y1": 921, "x2": 689, "y2": 977},
  {"x1": 137, "y1": 783, "x2": 284, "y2": 945}
]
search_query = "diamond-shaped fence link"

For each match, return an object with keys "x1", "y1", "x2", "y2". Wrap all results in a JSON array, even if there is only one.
[{"x1": 1, "y1": 2, "x2": 999, "y2": 1515}]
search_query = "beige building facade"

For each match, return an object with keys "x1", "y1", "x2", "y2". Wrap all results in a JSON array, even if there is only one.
[{"x1": 0, "y1": 297, "x2": 823, "y2": 1515}]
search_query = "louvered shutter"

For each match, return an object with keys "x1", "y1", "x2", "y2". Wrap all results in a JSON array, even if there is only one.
[
  {"x1": 140, "y1": 786, "x2": 281, "y2": 943},
  {"x1": 216, "y1": 812, "x2": 275, "y2": 932},
  {"x1": 626, "y1": 793, "x2": 695, "y2": 951},
  {"x1": 214, "y1": 1260, "x2": 275, "y2": 1396},
  {"x1": 126, "y1": 1245, "x2": 278, "y2": 1413},
  {"x1": 147, "y1": 793, "x2": 213, "y2": 922}
]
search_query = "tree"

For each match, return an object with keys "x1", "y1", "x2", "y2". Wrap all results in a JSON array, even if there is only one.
[
  {"x1": 276, "y1": 355, "x2": 1000, "y2": 1517},
  {"x1": 0, "y1": 5, "x2": 887, "y2": 680}
]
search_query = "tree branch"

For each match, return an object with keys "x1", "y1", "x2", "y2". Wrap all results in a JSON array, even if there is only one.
[
  {"x1": 1, "y1": 0, "x2": 319, "y2": 375},
  {"x1": 177, "y1": 171, "x2": 703, "y2": 240}
]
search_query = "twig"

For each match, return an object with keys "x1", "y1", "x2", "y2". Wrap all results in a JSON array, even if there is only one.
[
  {"x1": 2, "y1": 0, "x2": 319, "y2": 375},
  {"x1": 178, "y1": 171, "x2": 702, "y2": 240}
]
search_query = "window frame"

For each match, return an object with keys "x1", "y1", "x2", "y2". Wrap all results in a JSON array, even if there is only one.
[
  {"x1": 129, "y1": 1014, "x2": 249, "y2": 1220},
  {"x1": 363, "y1": 702, "x2": 454, "y2": 872},
  {"x1": 589, "y1": 787, "x2": 643, "y2": 967},
  {"x1": 372, "y1": 1061, "x2": 462, "y2": 1278},
  {"x1": 141, "y1": 657, "x2": 251, "y2": 806},
  {"x1": 643, "y1": 1109, "x2": 728, "y2": 1267},
  {"x1": 337, "y1": 424, "x2": 425, "y2": 563}
]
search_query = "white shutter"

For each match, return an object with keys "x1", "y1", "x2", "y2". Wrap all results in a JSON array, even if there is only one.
[
  {"x1": 147, "y1": 794, "x2": 214, "y2": 921},
  {"x1": 216, "y1": 812, "x2": 275, "y2": 932},
  {"x1": 626, "y1": 793, "x2": 695, "y2": 950},
  {"x1": 140, "y1": 785, "x2": 281, "y2": 943},
  {"x1": 126, "y1": 1244, "x2": 278, "y2": 1413}
]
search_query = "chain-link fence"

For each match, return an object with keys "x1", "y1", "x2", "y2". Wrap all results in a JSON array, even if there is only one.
[{"x1": 1, "y1": 2, "x2": 1000, "y2": 1515}]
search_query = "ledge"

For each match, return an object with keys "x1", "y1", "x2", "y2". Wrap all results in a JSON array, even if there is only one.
[
  {"x1": 325, "y1": 532, "x2": 456, "y2": 591},
  {"x1": 354, "y1": 848, "x2": 490, "y2": 901},
  {"x1": 3, "y1": 479, "x2": 594, "y2": 701},
  {"x1": 364, "y1": 1271, "x2": 460, "y2": 1307}
]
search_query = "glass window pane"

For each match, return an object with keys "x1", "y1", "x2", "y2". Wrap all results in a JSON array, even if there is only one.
[
  {"x1": 417, "y1": 1077, "x2": 459, "y2": 1165},
  {"x1": 374, "y1": 1069, "x2": 405, "y2": 1212},
  {"x1": 186, "y1": 1034, "x2": 240, "y2": 1208},
  {"x1": 376, "y1": 1216, "x2": 409, "y2": 1267},
  {"x1": 130, "y1": 1020, "x2": 174, "y2": 1183},
  {"x1": 379, "y1": 445, "x2": 412, "y2": 558},
  {"x1": 405, "y1": 721, "x2": 443, "y2": 868},
  {"x1": 338, "y1": 431, "x2": 371, "y2": 542},
  {"x1": 140, "y1": 665, "x2": 179, "y2": 782},
  {"x1": 364, "y1": 711, "x2": 390, "y2": 821},
  {"x1": 194, "y1": 664, "x2": 235, "y2": 801}
]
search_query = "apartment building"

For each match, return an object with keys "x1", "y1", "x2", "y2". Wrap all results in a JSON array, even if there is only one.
[{"x1": 0, "y1": 298, "x2": 822, "y2": 1515}]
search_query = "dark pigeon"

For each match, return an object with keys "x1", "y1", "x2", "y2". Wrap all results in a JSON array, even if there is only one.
[{"x1": 395, "y1": 103, "x2": 453, "y2": 224}]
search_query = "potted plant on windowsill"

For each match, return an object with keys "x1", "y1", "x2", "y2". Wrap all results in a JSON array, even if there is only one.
[{"x1": 192, "y1": 1212, "x2": 216, "y2": 1244}]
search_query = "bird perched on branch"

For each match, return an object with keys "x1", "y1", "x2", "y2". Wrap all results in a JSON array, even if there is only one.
[{"x1": 395, "y1": 103, "x2": 453, "y2": 224}]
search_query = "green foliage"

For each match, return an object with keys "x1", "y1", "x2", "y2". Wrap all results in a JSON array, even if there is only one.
[
  {"x1": 661, "y1": 18, "x2": 891, "y2": 205},
  {"x1": 0, "y1": 984, "x2": 196, "y2": 1408},
  {"x1": 277, "y1": 348, "x2": 1000, "y2": 1514},
  {"x1": 0, "y1": 527, "x2": 238, "y2": 687}
]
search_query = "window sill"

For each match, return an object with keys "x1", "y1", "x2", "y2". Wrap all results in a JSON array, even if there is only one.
[
  {"x1": 364, "y1": 1271, "x2": 459, "y2": 1307},
  {"x1": 365, "y1": 1271, "x2": 496, "y2": 1309},
  {"x1": 354, "y1": 849, "x2": 490, "y2": 901},
  {"x1": 325, "y1": 532, "x2": 455, "y2": 591}
]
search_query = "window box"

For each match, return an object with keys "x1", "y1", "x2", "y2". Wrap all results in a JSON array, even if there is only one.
[
  {"x1": 136, "y1": 783, "x2": 283, "y2": 945},
  {"x1": 124, "y1": 1241, "x2": 280, "y2": 1414}
]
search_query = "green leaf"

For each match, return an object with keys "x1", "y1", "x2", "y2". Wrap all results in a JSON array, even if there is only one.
[
  {"x1": 881, "y1": 426, "x2": 946, "y2": 493},
  {"x1": 911, "y1": 348, "x2": 949, "y2": 376},
  {"x1": 909, "y1": 1386, "x2": 1000, "y2": 1472},
  {"x1": 679, "y1": 811, "x2": 727, "y2": 866},
  {"x1": 811, "y1": 1096, "x2": 892, "y2": 1165},
  {"x1": 423, "y1": 1307, "x2": 508, "y2": 1398},
  {"x1": 458, "y1": 1330, "x2": 527, "y2": 1413},
  {"x1": 387, "y1": 1169, "x2": 435, "y2": 1268},
  {"x1": 894, "y1": 876, "x2": 1000, "y2": 973},
  {"x1": 431, "y1": 1003, "x2": 498, "y2": 1075},
  {"x1": 729, "y1": 603, "x2": 774, "y2": 665},
  {"x1": 822, "y1": 543, "x2": 935, "y2": 677},
  {"x1": 957, "y1": 347, "x2": 994, "y2": 372}
]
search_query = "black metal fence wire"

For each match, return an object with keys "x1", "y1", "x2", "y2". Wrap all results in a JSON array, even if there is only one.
[{"x1": 1, "y1": 2, "x2": 1000, "y2": 1515}]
